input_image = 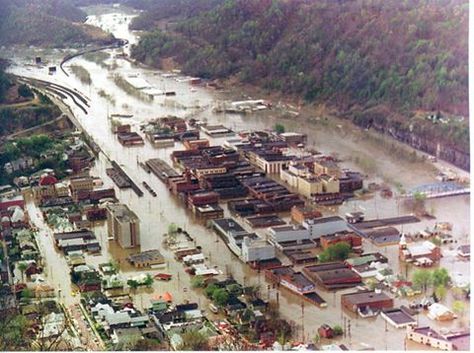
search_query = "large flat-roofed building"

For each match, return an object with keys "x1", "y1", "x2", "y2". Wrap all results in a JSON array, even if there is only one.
[
  {"x1": 106, "y1": 204, "x2": 140, "y2": 248},
  {"x1": 241, "y1": 237, "x2": 276, "y2": 263},
  {"x1": 268, "y1": 224, "x2": 310, "y2": 244},
  {"x1": 303, "y1": 262, "x2": 362, "y2": 290},
  {"x1": 265, "y1": 266, "x2": 315, "y2": 294},
  {"x1": 128, "y1": 249, "x2": 164, "y2": 268},
  {"x1": 406, "y1": 327, "x2": 470, "y2": 351},
  {"x1": 268, "y1": 216, "x2": 349, "y2": 248},
  {"x1": 341, "y1": 290, "x2": 394, "y2": 313},
  {"x1": 303, "y1": 216, "x2": 348, "y2": 240}
]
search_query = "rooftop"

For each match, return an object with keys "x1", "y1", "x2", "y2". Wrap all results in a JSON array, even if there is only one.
[
  {"x1": 107, "y1": 203, "x2": 139, "y2": 223},
  {"x1": 342, "y1": 290, "x2": 392, "y2": 305}
]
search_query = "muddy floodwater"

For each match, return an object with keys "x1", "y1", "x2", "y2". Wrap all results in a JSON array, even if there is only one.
[{"x1": 6, "y1": 5, "x2": 470, "y2": 350}]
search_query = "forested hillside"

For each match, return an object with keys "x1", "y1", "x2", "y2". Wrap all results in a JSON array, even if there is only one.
[
  {"x1": 0, "y1": 0, "x2": 115, "y2": 47},
  {"x1": 131, "y1": 0, "x2": 468, "y2": 118}
]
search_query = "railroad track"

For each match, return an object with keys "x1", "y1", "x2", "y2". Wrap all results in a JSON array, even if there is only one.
[{"x1": 60, "y1": 38, "x2": 129, "y2": 77}]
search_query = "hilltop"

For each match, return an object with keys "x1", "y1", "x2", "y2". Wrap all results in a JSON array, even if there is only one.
[
  {"x1": 130, "y1": 0, "x2": 469, "y2": 169},
  {"x1": 0, "y1": 0, "x2": 115, "y2": 47}
]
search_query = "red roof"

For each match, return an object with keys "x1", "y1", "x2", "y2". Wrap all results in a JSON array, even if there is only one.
[
  {"x1": 39, "y1": 175, "x2": 58, "y2": 186},
  {"x1": 154, "y1": 273, "x2": 172, "y2": 279}
]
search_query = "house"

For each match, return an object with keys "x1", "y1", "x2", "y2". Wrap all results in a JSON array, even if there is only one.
[
  {"x1": 406, "y1": 327, "x2": 470, "y2": 351},
  {"x1": 399, "y1": 236, "x2": 441, "y2": 263},
  {"x1": 341, "y1": 290, "x2": 394, "y2": 314},
  {"x1": 457, "y1": 244, "x2": 470, "y2": 259},
  {"x1": 71, "y1": 265, "x2": 102, "y2": 292},
  {"x1": 427, "y1": 303, "x2": 456, "y2": 321}
]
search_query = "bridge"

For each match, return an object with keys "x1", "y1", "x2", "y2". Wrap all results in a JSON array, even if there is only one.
[{"x1": 402, "y1": 182, "x2": 470, "y2": 199}]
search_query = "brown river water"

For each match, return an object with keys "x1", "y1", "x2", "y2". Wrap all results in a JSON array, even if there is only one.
[{"x1": 5, "y1": 5, "x2": 470, "y2": 350}]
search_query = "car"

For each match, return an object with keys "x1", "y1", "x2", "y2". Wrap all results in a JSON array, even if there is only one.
[{"x1": 209, "y1": 303, "x2": 219, "y2": 314}]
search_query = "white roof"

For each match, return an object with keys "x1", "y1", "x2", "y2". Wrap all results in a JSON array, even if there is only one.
[
  {"x1": 183, "y1": 253, "x2": 205, "y2": 262},
  {"x1": 408, "y1": 241, "x2": 436, "y2": 257},
  {"x1": 428, "y1": 303, "x2": 454, "y2": 319}
]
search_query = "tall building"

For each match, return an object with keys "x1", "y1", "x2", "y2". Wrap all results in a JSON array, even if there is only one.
[{"x1": 106, "y1": 204, "x2": 140, "y2": 248}]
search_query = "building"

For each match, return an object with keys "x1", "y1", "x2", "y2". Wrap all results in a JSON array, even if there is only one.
[
  {"x1": 313, "y1": 159, "x2": 340, "y2": 177},
  {"x1": 265, "y1": 266, "x2": 315, "y2": 294},
  {"x1": 399, "y1": 236, "x2": 441, "y2": 263},
  {"x1": 268, "y1": 216, "x2": 348, "y2": 246},
  {"x1": 248, "y1": 150, "x2": 291, "y2": 174},
  {"x1": 291, "y1": 205, "x2": 322, "y2": 224},
  {"x1": 406, "y1": 327, "x2": 470, "y2": 351},
  {"x1": 341, "y1": 290, "x2": 394, "y2": 314},
  {"x1": 106, "y1": 204, "x2": 140, "y2": 248},
  {"x1": 69, "y1": 176, "x2": 94, "y2": 200},
  {"x1": 241, "y1": 237, "x2": 276, "y2": 263},
  {"x1": 320, "y1": 232, "x2": 362, "y2": 251},
  {"x1": 193, "y1": 204, "x2": 224, "y2": 220},
  {"x1": 427, "y1": 303, "x2": 456, "y2": 321},
  {"x1": 381, "y1": 307, "x2": 417, "y2": 328},
  {"x1": 302, "y1": 216, "x2": 348, "y2": 241},
  {"x1": 211, "y1": 218, "x2": 259, "y2": 259},
  {"x1": 183, "y1": 139, "x2": 210, "y2": 150},
  {"x1": 117, "y1": 132, "x2": 145, "y2": 146},
  {"x1": 278, "y1": 132, "x2": 307, "y2": 146},
  {"x1": 457, "y1": 244, "x2": 470, "y2": 258},
  {"x1": 303, "y1": 262, "x2": 362, "y2": 290},
  {"x1": 128, "y1": 250, "x2": 165, "y2": 268},
  {"x1": 339, "y1": 171, "x2": 363, "y2": 193}
]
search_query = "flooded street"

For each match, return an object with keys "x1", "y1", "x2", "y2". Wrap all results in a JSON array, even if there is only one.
[{"x1": 5, "y1": 5, "x2": 470, "y2": 350}]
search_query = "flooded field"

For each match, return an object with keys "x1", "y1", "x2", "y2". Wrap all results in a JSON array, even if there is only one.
[{"x1": 6, "y1": 5, "x2": 470, "y2": 350}]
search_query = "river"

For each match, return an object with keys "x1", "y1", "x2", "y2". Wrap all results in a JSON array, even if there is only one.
[{"x1": 4, "y1": 4, "x2": 470, "y2": 350}]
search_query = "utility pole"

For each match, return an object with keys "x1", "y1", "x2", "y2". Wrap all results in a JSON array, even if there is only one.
[{"x1": 301, "y1": 300, "x2": 305, "y2": 342}]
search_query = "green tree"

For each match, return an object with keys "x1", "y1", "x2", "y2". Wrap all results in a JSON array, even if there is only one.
[
  {"x1": 17, "y1": 262, "x2": 28, "y2": 283},
  {"x1": 191, "y1": 275, "x2": 205, "y2": 288},
  {"x1": 177, "y1": 330, "x2": 209, "y2": 351},
  {"x1": 143, "y1": 274, "x2": 154, "y2": 288},
  {"x1": 319, "y1": 242, "x2": 351, "y2": 262},
  {"x1": 432, "y1": 268, "x2": 450, "y2": 287},
  {"x1": 212, "y1": 288, "x2": 229, "y2": 307},
  {"x1": 168, "y1": 223, "x2": 178, "y2": 235},
  {"x1": 17, "y1": 84, "x2": 33, "y2": 98},
  {"x1": 434, "y1": 285, "x2": 447, "y2": 301},
  {"x1": 274, "y1": 123, "x2": 285, "y2": 134},
  {"x1": 204, "y1": 284, "x2": 218, "y2": 298},
  {"x1": 412, "y1": 269, "x2": 433, "y2": 293},
  {"x1": 127, "y1": 279, "x2": 140, "y2": 291},
  {"x1": 333, "y1": 325, "x2": 343, "y2": 336}
]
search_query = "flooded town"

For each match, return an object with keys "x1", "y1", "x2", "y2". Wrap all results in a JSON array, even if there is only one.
[{"x1": 0, "y1": 1, "x2": 470, "y2": 352}]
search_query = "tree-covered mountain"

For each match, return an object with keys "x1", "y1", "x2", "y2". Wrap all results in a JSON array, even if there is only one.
[
  {"x1": 0, "y1": 63, "x2": 12, "y2": 104},
  {"x1": 131, "y1": 0, "x2": 468, "y2": 118},
  {"x1": 0, "y1": 0, "x2": 115, "y2": 47}
]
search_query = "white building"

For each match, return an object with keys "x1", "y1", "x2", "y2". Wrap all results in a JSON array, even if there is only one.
[
  {"x1": 241, "y1": 236, "x2": 275, "y2": 262},
  {"x1": 268, "y1": 216, "x2": 348, "y2": 245},
  {"x1": 106, "y1": 204, "x2": 140, "y2": 248}
]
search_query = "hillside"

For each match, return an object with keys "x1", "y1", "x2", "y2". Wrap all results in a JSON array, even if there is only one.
[
  {"x1": 0, "y1": 0, "x2": 115, "y2": 47},
  {"x1": 130, "y1": 0, "x2": 469, "y2": 169}
]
